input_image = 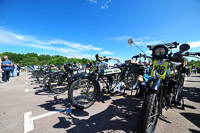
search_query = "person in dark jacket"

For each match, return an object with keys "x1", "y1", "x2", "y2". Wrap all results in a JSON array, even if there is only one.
[
  {"x1": 17, "y1": 64, "x2": 21, "y2": 76},
  {"x1": 89, "y1": 59, "x2": 93, "y2": 68}
]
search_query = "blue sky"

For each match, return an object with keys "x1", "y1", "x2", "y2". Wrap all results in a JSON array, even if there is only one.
[{"x1": 0, "y1": 0, "x2": 200, "y2": 61}]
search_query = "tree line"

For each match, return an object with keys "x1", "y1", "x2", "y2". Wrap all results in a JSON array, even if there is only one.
[
  {"x1": 0, "y1": 52, "x2": 199, "y2": 67},
  {"x1": 187, "y1": 59, "x2": 200, "y2": 67},
  {"x1": 0, "y1": 52, "x2": 96, "y2": 66}
]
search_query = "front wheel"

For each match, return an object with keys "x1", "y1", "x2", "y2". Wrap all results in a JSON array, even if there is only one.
[
  {"x1": 43, "y1": 74, "x2": 50, "y2": 87},
  {"x1": 68, "y1": 79, "x2": 98, "y2": 110},
  {"x1": 48, "y1": 74, "x2": 70, "y2": 94},
  {"x1": 138, "y1": 90, "x2": 159, "y2": 133}
]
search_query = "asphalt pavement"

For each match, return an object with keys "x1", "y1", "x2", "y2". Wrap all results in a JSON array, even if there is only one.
[{"x1": 0, "y1": 72, "x2": 199, "y2": 133}]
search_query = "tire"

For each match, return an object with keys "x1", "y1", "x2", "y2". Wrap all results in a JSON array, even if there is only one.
[
  {"x1": 48, "y1": 74, "x2": 70, "y2": 94},
  {"x1": 68, "y1": 78, "x2": 98, "y2": 110},
  {"x1": 43, "y1": 74, "x2": 50, "y2": 87},
  {"x1": 138, "y1": 90, "x2": 159, "y2": 133},
  {"x1": 125, "y1": 72, "x2": 138, "y2": 89},
  {"x1": 36, "y1": 72, "x2": 44, "y2": 84}
]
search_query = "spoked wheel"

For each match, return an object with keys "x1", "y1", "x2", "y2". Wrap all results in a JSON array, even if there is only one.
[
  {"x1": 43, "y1": 74, "x2": 50, "y2": 87},
  {"x1": 48, "y1": 74, "x2": 70, "y2": 94},
  {"x1": 125, "y1": 71, "x2": 138, "y2": 89},
  {"x1": 36, "y1": 72, "x2": 45, "y2": 84},
  {"x1": 174, "y1": 86, "x2": 184, "y2": 108},
  {"x1": 68, "y1": 79, "x2": 98, "y2": 110},
  {"x1": 138, "y1": 90, "x2": 159, "y2": 133}
]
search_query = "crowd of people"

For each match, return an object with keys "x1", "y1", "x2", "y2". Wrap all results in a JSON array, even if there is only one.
[{"x1": 0, "y1": 56, "x2": 21, "y2": 83}]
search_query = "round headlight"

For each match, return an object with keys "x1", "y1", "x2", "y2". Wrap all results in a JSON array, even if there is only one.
[
  {"x1": 155, "y1": 47, "x2": 166, "y2": 56},
  {"x1": 152, "y1": 45, "x2": 168, "y2": 59}
]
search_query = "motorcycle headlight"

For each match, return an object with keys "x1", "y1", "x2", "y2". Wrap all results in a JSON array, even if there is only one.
[{"x1": 152, "y1": 45, "x2": 168, "y2": 59}]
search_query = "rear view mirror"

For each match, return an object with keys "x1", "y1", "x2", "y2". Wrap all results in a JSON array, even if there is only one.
[
  {"x1": 128, "y1": 38, "x2": 133, "y2": 45},
  {"x1": 179, "y1": 43, "x2": 190, "y2": 53}
]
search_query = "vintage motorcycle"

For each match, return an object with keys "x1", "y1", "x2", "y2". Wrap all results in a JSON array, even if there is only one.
[
  {"x1": 137, "y1": 42, "x2": 190, "y2": 133},
  {"x1": 68, "y1": 54, "x2": 140, "y2": 109},
  {"x1": 47, "y1": 62, "x2": 80, "y2": 94}
]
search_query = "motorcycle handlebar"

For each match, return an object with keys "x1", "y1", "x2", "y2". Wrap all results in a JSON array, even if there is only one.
[{"x1": 131, "y1": 54, "x2": 152, "y2": 59}]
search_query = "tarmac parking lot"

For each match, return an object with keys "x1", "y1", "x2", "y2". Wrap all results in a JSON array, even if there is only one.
[{"x1": 0, "y1": 72, "x2": 199, "y2": 133}]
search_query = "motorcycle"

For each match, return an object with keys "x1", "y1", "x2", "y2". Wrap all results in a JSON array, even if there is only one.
[
  {"x1": 68, "y1": 54, "x2": 140, "y2": 109},
  {"x1": 130, "y1": 54, "x2": 152, "y2": 99},
  {"x1": 137, "y1": 42, "x2": 190, "y2": 133}
]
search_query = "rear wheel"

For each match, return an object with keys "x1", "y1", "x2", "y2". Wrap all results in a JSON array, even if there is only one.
[
  {"x1": 68, "y1": 79, "x2": 98, "y2": 110},
  {"x1": 138, "y1": 90, "x2": 159, "y2": 133},
  {"x1": 48, "y1": 74, "x2": 70, "y2": 94},
  {"x1": 125, "y1": 71, "x2": 138, "y2": 89}
]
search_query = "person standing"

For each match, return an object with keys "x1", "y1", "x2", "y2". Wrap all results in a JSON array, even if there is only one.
[
  {"x1": 9, "y1": 63, "x2": 14, "y2": 77},
  {"x1": 1, "y1": 56, "x2": 13, "y2": 82},
  {"x1": 17, "y1": 64, "x2": 21, "y2": 76},
  {"x1": 78, "y1": 63, "x2": 82, "y2": 69},
  {"x1": 12, "y1": 63, "x2": 17, "y2": 77},
  {"x1": 89, "y1": 59, "x2": 93, "y2": 68},
  {"x1": 0, "y1": 57, "x2": 2, "y2": 72}
]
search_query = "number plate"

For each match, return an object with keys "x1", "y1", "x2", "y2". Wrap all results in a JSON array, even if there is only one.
[{"x1": 150, "y1": 60, "x2": 169, "y2": 79}]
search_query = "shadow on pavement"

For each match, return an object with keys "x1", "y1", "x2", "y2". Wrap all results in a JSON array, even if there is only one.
[
  {"x1": 180, "y1": 112, "x2": 200, "y2": 128},
  {"x1": 51, "y1": 96, "x2": 143, "y2": 132},
  {"x1": 183, "y1": 87, "x2": 200, "y2": 103},
  {"x1": 38, "y1": 96, "x2": 71, "y2": 111},
  {"x1": 185, "y1": 80, "x2": 200, "y2": 83},
  {"x1": 188, "y1": 128, "x2": 200, "y2": 133},
  {"x1": 190, "y1": 75, "x2": 200, "y2": 78}
]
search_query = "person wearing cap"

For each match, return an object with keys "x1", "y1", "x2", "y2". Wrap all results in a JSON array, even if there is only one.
[{"x1": 1, "y1": 56, "x2": 13, "y2": 82}]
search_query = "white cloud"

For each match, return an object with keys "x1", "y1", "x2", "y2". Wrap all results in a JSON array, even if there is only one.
[
  {"x1": 188, "y1": 41, "x2": 200, "y2": 48},
  {"x1": 49, "y1": 40, "x2": 102, "y2": 51},
  {"x1": 101, "y1": 0, "x2": 112, "y2": 9},
  {"x1": 0, "y1": 27, "x2": 105, "y2": 59},
  {"x1": 0, "y1": 30, "x2": 23, "y2": 45},
  {"x1": 145, "y1": 40, "x2": 162, "y2": 46},
  {"x1": 88, "y1": 0, "x2": 98, "y2": 4},
  {"x1": 109, "y1": 35, "x2": 161, "y2": 46},
  {"x1": 109, "y1": 35, "x2": 132, "y2": 41},
  {"x1": 28, "y1": 44, "x2": 79, "y2": 53},
  {"x1": 0, "y1": 28, "x2": 102, "y2": 51},
  {"x1": 100, "y1": 51, "x2": 114, "y2": 55}
]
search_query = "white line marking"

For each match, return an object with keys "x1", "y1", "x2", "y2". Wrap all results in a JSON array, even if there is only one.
[
  {"x1": 24, "y1": 109, "x2": 64, "y2": 132},
  {"x1": 24, "y1": 111, "x2": 34, "y2": 133},
  {"x1": 25, "y1": 89, "x2": 29, "y2": 92},
  {"x1": 184, "y1": 78, "x2": 187, "y2": 86},
  {"x1": 31, "y1": 109, "x2": 64, "y2": 121},
  {"x1": 25, "y1": 82, "x2": 29, "y2": 84}
]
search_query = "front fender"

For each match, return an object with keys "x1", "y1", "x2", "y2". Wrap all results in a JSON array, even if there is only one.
[{"x1": 146, "y1": 77, "x2": 161, "y2": 91}]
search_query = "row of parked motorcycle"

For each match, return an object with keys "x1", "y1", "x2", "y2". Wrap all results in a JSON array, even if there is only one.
[{"x1": 31, "y1": 40, "x2": 200, "y2": 133}]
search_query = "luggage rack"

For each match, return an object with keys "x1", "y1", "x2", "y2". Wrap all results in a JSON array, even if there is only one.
[{"x1": 147, "y1": 42, "x2": 179, "y2": 50}]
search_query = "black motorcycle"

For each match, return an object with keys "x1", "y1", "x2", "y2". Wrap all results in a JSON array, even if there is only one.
[
  {"x1": 68, "y1": 54, "x2": 139, "y2": 109},
  {"x1": 137, "y1": 42, "x2": 190, "y2": 133},
  {"x1": 48, "y1": 63, "x2": 79, "y2": 94}
]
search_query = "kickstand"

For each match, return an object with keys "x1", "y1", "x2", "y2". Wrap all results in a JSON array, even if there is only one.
[
  {"x1": 159, "y1": 114, "x2": 167, "y2": 120},
  {"x1": 131, "y1": 89, "x2": 134, "y2": 97}
]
